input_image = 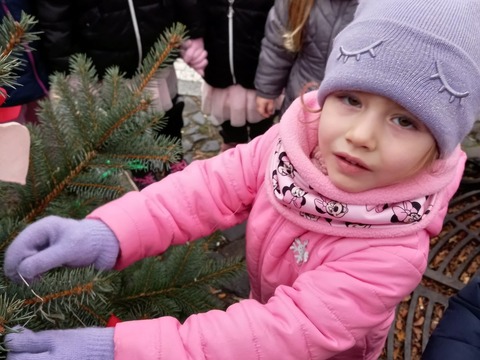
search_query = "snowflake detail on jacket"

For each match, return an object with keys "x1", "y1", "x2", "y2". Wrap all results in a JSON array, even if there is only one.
[
  {"x1": 270, "y1": 139, "x2": 434, "y2": 228},
  {"x1": 290, "y1": 238, "x2": 309, "y2": 264}
]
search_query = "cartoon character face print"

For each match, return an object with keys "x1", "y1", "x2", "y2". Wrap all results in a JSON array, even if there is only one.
[
  {"x1": 277, "y1": 151, "x2": 295, "y2": 178},
  {"x1": 391, "y1": 201, "x2": 423, "y2": 223},
  {"x1": 326, "y1": 201, "x2": 348, "y2": 217},
  {"x1": 314, "y1": 195, "x2": 348, "y2": 218},
  {"x1": 272, "y1": 170, "x2": 280, "y2": 196},
  {"x1": 282, "y1": 184, "x2": 307, "y2": 208}
]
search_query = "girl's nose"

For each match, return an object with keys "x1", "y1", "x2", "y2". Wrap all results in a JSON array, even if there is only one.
[{"x1": 344, "y1": 116, "x2": 378, "y2": 150}]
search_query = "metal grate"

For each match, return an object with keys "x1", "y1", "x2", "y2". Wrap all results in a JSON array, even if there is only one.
[{"x1": 380, "y1": 188, "x2": 480, "y2": 360}]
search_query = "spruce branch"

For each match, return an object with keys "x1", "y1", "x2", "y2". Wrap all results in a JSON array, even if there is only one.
[
  {"x1": 0, "y1": 21, "x2": 247, "y2": 359},
  {"x1": 133, "y1": 23, "x2": 186, "y2": 95},
  {"x1": 2, "y1": 268, "x2": 117, "y2": 331},
  {"x1": 0, "y1": 12, "x2": 39, "y2": 88},
  {"x1": 0, "y1": 23, "x2": 189, "y2": 336},
  {"x1": 111, "y1": 239, "x2": 246, "y2": 322},
  {"x1": 0, "y1": 24, "x2": 187, "y2": 247}
]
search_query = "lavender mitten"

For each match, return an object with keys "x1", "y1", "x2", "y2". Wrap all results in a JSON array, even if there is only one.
[
  {"x1": 5, "y1": 326, "x2": 114, "y2": 360},
  {"x1": 4, "y1": 215, "x2": 120, "y2": 283},
  {"x1": 180, "y1": 38, "x2": 208, "y2": 76}
]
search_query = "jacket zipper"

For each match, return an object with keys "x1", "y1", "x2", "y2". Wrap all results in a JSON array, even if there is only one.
[
  {"x1": 254, "y1": 216, "x2": 288, "y2": 299},
  {"x1": 227, "y1": 0, "x2": 237, "y2": 84}
]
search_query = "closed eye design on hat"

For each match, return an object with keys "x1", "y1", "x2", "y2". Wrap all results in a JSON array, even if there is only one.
[
  {"x1": 337, "y1": 40, "x2": 384, "y2": 62},
  {"x1": 430, "y1": 60, "x2": 469, "y2": 103}
]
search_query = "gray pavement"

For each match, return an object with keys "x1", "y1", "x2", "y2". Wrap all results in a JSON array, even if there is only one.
[{"x1": 175, "y1": 59, "x2": 222, "y2": 164}]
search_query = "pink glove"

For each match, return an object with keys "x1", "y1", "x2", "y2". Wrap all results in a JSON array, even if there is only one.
[{"x1": 181, "y1": 38, "x2": 208, "y2": 76}]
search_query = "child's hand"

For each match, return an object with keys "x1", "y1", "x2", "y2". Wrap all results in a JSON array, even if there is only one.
[
  {"x1": 256, "y1": 96, "x2": 275, "y2": 118},
  {"x1": 4, "y1": 216, "x2": 120, "y2": 283},
  {"x1": 180, "y1": 38, "x2": 208, "y2": 76},
  {"x1": 5, "y1": 326, "x2": 114, "y2": 360}
]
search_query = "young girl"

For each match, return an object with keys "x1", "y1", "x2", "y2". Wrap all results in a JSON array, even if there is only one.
[
  {"x1": 4, "y1": 0, "x2": 480, "y2": 358},
  {"x1": 186, "y1": 0, "x2": 282, "y2": 151},
  {"x1": 255, "y1": 0, "x2": 357, "y2": 117}
]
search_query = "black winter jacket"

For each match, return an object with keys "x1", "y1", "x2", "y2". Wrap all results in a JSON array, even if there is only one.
[
  {"x1": 422, "y1": 276, "x2": 480, "y2": 359},
  {"x1": 35, "y1": 0, "x2": 204, "y2": 77},
  {"x1": 200, "y1": 0, "x2": 274, "y2": 89}
]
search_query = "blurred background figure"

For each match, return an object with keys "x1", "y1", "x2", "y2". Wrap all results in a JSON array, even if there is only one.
[
  {"x1": 255, "y1": 0, "x2": 357, "y2": 117},
  {"x1": 33, "y1": 0, "x2": 204, "y2": 183},
  {"x1": 183, "y1": 0, "x2": 280, "y2": 152}
]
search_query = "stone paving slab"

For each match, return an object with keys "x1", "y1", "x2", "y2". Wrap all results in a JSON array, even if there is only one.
[{"x1": 175, "y1": 59, "x2": 202, "y2": 97}]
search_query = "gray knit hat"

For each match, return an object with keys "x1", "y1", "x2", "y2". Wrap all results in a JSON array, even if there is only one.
[{"x1": 317, "y1": 0, "x2": 480, "y2": 157}]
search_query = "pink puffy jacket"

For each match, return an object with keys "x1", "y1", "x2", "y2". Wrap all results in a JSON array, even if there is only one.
[{"x1": 89, "y1": 92, "x2": 465, "y2": 359}]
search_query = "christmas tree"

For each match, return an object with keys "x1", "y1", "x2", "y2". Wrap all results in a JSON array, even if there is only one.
[{"x1": 0, "y1": 13, "x2": 245, "y2": 357}]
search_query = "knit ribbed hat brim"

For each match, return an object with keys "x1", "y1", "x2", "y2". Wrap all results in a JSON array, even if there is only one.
[{"x1": 317, "y1": 0, "x2": 480, "y2": 157}]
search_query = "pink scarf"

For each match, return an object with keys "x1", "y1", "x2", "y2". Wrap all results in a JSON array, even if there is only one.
[{"x1": 269, "y1": 139, "x2": 436, "y2": 229}]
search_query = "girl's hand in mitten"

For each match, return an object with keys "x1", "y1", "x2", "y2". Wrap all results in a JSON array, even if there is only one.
[
  {"x1": 4, "y1": 216, "x2": 120, "y2": 283},
  {"x1": 5, "y1": 326, "x2": 114, "y2": 360},
  {"x1": 180, "y1": 38, "x2": 208, "y2": 76}
]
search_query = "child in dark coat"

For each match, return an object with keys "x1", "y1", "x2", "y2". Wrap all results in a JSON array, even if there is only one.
[
  {"x1": 422, "y1": 276, "x2": 480, "y2": 359},
  {"x1": 185, "y1": 0, "x2": 281, "y2": 151}
]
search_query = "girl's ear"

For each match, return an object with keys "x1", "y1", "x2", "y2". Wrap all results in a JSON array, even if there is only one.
[{"x1": 0, "y1": 122, "x2": 30, "y2": 184}]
